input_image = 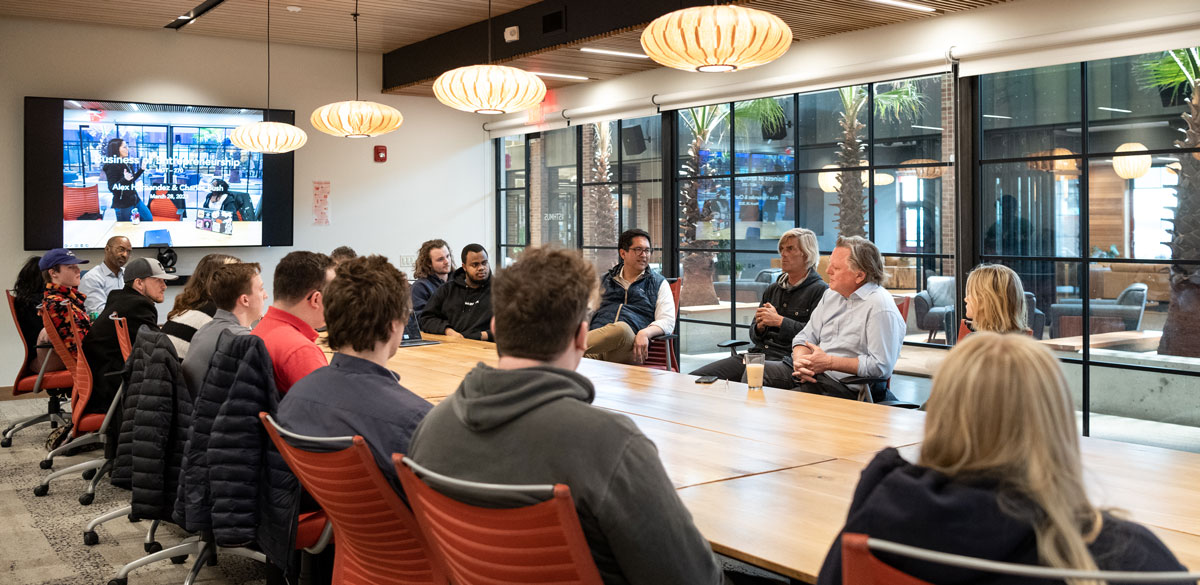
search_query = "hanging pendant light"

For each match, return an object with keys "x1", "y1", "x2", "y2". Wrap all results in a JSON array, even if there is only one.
[
  {"x1": 433, "y1": 0, "x2": 546, "y2": 114},
  {"x1": 1112, "y1": 142, "x2": 1151, "y2": 179},
  {"x1": 640, "y1": 4, "x2": 792, "y2": 73},
  {"x1": 311, "y1": 2, "x2": 403, "y2": 138},
  {"x1": 232, "y1": 0, "x2": 307, "y2": 154},
  {"x1": 817, "y1": 161, "x2": 888, "y2": 193}
]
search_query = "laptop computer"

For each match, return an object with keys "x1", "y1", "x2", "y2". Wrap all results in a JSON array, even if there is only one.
[{"x1": 401, "y1": 313, "x2": 438, "y2": 347}]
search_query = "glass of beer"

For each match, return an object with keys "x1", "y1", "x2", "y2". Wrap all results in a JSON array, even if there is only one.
[{"x1": 744, "y1": 353, "x2": 765, "y2": 392}]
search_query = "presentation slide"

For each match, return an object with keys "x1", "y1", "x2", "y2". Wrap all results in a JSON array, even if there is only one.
[{"x1": 60, "y1": 100, "x2": 266, "y2": 249}]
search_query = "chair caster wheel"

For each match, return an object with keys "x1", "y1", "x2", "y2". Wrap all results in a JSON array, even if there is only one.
[
  {"x1": 108, "y1": 578, "x2": 128, "y2": 585},
  {"x1": 79, "y1": 492, "x2": 95, "y2": 506},
  {"x1": 39, "y1": 459, "x2": 53, "y2": 469},
  {"x1": 83, "y1": 530, "x2": 99, "y2": 546},
  {"x1": 33, "y1": 484, "x2": 49, "y2": 497},
  {"x1": 145, "y1": 541, "x2": 162, "y2": 554},
  {"x1": 82, "y1": 468, "x2": 96, "y2": 480},
  {"x1": 1, "y1": 437, "x2": 11, "y2": 448},
  {"x1": 171, "y1": 555, "x2": 188, "y2": 564}
]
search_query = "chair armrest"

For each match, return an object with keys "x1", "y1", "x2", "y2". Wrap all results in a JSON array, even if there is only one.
[
  {"x1": 304, "y1": 521, "x2": 334, "y2": 554},
  {"x1": 840, "y1": 375, "x2": 888, "y2": 386},
  {"x1": 912, "y1": 291, "x2": 933, "y2": 319},
  {"x1": 717, "y1": 340, "x2": 750, "y2": 349}
]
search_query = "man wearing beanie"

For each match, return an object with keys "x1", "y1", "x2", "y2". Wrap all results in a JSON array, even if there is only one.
[{"x1": 82, "y1": 257, "x2": 178, "y2": 416}]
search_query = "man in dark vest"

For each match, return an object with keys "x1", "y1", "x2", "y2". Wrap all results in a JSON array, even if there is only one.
[{"x1": 586, "y1": 229, "x2": 674, "y2": 364}]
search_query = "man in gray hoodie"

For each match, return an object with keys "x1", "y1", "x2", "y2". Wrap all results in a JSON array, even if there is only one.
[{"x1": 407, "y1": 246, "x2": 725, "y2": 585}]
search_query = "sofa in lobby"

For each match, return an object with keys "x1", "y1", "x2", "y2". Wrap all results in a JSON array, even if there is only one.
[{"x1": 1047, "y1": 282, "x2": 1148, "y2": 338}]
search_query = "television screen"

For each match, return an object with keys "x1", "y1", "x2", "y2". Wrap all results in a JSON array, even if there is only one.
[{"x1": 25, "y1": 97, "x2": 294, "y2": 250}]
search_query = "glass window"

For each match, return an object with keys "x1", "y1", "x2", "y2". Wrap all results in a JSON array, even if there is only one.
[
  {"x1": 796, "y1": 86, "x2": 869, "y2": 171},
  {"x1": 582, "y1": 184, "x2": 619, "y2": 247},
  {"x1": 500, "y1": 189, "x2": 526, "y2": 246},
  {"x1": 979, "y1": 159, "x2": 1081, "y2": 257},
  {"x1": 530, "y1": 128, "x2": 578, "y2": 247},
  {"x1": 876, "y1": 169, "x2": 946, "y2": 255},
  {"x1": 678, "y1": 104, "x2": 731, "y2": 177},
  {"x1": 733, "y1": 176, "x2": 795, "y2": 251},
  {"x1": 680, "y1": 178, "x2": 732, "y2": 249},
  {"x1": 583, "y1": 121, "x2": 617, "y2": 185},
  {"x1": 501, "y1": 135, "x2": 526, "y2": 189},
  {"x1": 1087, "y1": 53, "x2": 1195, "y2": 152},
  {"x1": 873, "y1": 74, "x2": 947, "y2": 166},
  {"x1": 980, "y1": 63, "x2": 1082, "y2": 161},
  {"x1": 621, "y1": 116, "x2": 662, "y2": 181},
  {"x1": 733, "y1": 95, "x2": 795, "y2": 174},
  {"x1": 622, "y1": 181, "x2": 663, "y2": 238}
]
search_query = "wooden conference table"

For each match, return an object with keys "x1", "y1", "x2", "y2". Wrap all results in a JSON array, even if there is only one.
[{"x1": 325, "y1": 334, "x2": 1200, "y2": 582}]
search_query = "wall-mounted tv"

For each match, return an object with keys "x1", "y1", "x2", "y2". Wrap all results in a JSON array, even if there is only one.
[{"x1": 24, "y1": 96, "x2": 294, "y2": 250}]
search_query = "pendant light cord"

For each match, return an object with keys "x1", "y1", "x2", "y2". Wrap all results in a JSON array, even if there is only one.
[
  {"x1": 353, "y1": 0, "x2": 360, "y2": 101},
  {"x1": 487, "y1": 0, "x2": 492, "y2": 64},
  {"x1": 266, "y1": 0, "x2": 271, "y2": 114}
]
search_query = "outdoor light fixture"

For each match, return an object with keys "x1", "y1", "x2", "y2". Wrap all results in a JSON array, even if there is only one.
[
  {"x1": 640, "y1": 4, "x2": 792, "y2": 73},
  {"x1": 1112, "y1": 142, "x2": 1151, "y2": 179},
  {"x1": 232, "y1": 0, "x2": 307, "y2": 153},
  {"x1": 433, "y1": 0, "x2": 546, "y2": 114},
  {"x1": 311, "y1": 1, "x2": 404, "y2": 138}
]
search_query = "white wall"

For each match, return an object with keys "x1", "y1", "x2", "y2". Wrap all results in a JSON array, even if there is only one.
[{"x1": 0, "y1": 16, "x2": 494, "y2": 379}]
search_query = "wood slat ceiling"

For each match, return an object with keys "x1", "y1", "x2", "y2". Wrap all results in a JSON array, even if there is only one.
[
  {"x1": 2, "y1": 0, "x2": 1012, "y2": 96},
  {"x1": 0, "y1": 0, "x2": 544, "y2": 53}
]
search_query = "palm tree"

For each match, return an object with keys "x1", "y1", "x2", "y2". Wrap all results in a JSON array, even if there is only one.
[
  {"x1": 678, "y1": 99, "x2": 787, "y2": 306},
  {"x1": 832, "y1": 81, "x2": 926, "y2": 237},
  {"x1": 1141, "y1": 47, "x2": 1200, "y2": 357},
  {"x1": 585, "y1": 122, "x2": 619, "y2": 270}
]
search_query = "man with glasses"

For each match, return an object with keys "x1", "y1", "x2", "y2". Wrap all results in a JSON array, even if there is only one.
[{"x1": 586, "y1": 229, "x2": 675, "y2": 364}]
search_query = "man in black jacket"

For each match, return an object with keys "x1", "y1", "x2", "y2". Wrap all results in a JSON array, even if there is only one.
[
  {"x1": 689, "y1": 228, "x2": 827, "y2": 382},
  {"x1": 83, "y1": 257, "x2": 177, "y2": 415},
  {"x1": 418, "y1": 243, "x2": 493, "y2": 341}
]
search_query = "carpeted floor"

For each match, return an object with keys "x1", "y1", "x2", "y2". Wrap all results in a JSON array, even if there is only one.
[{"x1": 0, "y1": 397, "x2": 266, "y2": 585}]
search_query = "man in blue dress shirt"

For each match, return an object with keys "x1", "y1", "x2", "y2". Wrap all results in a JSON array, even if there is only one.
[
  {"x1": 762, "y1": 236, "x2": 905, "y2": 402},
  {"x1": 277, "y1": 254, "x2": 432, "y2": 488}
]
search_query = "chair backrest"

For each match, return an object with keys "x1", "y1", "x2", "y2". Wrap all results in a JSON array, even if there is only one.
[
  {"x1": 957, "y1": 319, "x2": 972, "y2": 342},
  {"x1": 1117, "y1": 283, "x2": 1149, "y2": 306},
  {"x1": 925, "y1": 276, "x2": 955, "y2": 307},
  {"x1": 6, "y1": 290, "x2": 34, "y2": 383},
  {"x1": 111, "y1": 316, "x2": 133, "y2": 362},
  {"x1": 149, "y1": 197, "x2": 181, "y2": 221},
  {"x1": 644, "y1": 278, "x2": 682, "y2": 372},
  {"x1": 41, "y1": 306, "x2": 78, "y2": 373},
  {"x1": 892, "y1": 296, "x2": 912, "y2": 323},
  {"x1": 260, "y1": 414, "x2": 445, "y2": 585},
  {"x1": 840, "y1": 533, "x2": 1200, "y2": 585},
  {"x1": 395, "y1": 455, "x2": 605, "y2": 585},
  {"x1": 63, "y1": 185, "x2": 100, "y2": 221},
  {"x1": 668, "y1": 277, "x2": 681, "y2": 313},
  {"x1": 67, "y1": 320, "x2": 94, "y2": 430}
]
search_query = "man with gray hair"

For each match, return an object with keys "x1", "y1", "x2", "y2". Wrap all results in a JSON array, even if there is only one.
[
  {"x1": 688, "y1": 228, "x2": 827, "y2": 381},
  {"x1": 763, "y1": 236, "x2": 905, "y2": 401}
]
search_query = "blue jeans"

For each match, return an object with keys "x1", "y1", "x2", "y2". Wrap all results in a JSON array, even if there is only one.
[{"x1": 114, "y1": 199, "x2": 154, "y2": 222}]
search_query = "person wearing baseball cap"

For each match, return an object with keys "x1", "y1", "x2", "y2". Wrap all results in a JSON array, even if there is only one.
[
  {"x1": 81, "y1": 257, "x2": 178, "y2": 416},
  {"x1": 35, "y1": 248, "x2": 91, "y2": 372}
]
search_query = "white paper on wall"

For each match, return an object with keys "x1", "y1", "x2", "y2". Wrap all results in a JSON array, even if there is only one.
[{"x1": 313, "y1": 180, "x2": 331, "y2": 225}]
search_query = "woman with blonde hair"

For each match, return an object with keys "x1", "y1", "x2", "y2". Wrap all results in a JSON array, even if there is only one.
[
  {"x1": 817, "y1": 333, "x2": 1186, "y2": 585},
  {"x1": 956, "y1": 263, "x2": 1029, "y2": 339}
]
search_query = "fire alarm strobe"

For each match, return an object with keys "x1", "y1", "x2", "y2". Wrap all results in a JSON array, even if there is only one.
[{"x1": 374, "y1": 145, "x2": 387, "y2": 162}]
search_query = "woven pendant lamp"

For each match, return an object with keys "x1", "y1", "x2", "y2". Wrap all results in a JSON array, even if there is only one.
[
  {"x1": 433, "y1": 0, "x2": 546, "y2": 114},
  {"x1": 232, "y1": 0, "x2": 307, "y2": 154},
  {"x1": 1112, "y1": 142, "x2": 1151, "y2": 180},
  {"x1": 311, "y1": 2, "x2": 403, "y2": 138},
  {"x1": 640, "y1": 4, "x2": 792, "y2": 73}
]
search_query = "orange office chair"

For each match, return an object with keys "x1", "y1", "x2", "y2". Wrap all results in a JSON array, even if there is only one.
[
  {"x1": 643, "y1": 278, "x2": 681, "y2": 372},
  {"x1": 840, "y1": 532, "x2": 1200, "y2": 585},
  {"x1": 261, "y1": 413, "x2": 443, "y2": 585},
  {"x1": 34, "y1": 320, "x2": 115, "y2": 498},
  {"x1": 2, "y1": 291, "x2": 73, "y2": 448},
  {"x1": 111, "y1": 316, "x2": 133, "y2": 361},
  {"x1": 395, "y1": 454, "x2": 604, "y2": 585},
  {"x1": 63, "y1": 185, "x2": 100, "y2": 220},
  {"x1": 149, "y1": 197, "x2": 181, "y2": 221},
  {"x1": 892, "y1": 295, "x2": 912, "y2": 323}
]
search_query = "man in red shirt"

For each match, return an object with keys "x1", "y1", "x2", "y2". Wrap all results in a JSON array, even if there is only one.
[{"x1": 252, "y1": 251, "x2": 335, "y2": 393}]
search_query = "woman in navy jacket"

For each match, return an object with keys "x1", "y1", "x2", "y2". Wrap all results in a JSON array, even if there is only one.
[{"x1": 818, "y1": 332, "x2": 1188, "y2": 585}]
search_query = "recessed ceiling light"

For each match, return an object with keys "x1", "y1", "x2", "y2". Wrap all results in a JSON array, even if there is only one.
[
  {"x1": 178, "y1": 15, "x2": 192, "y2": 20},
  {"x1": 130, "y1": 103, "x2": 139, "y2": 111},
  {"x1": 867, "y1": 0, "x2": 937, "y2": 12},
  {"x1": 1098, "y1": 106, "x2": 1133, "y2": 113},
  {"x1": 579, "y1": 47, "x2": 649, "y2": 59},
  {"x1": 287, "y1": 5, "x2": 302, "y2": 12},
  {"x1": 983, "y1": 114, "x2": 1013, "y2": 119},
  {"x1": 912, "y1": 125, "x2": 943, "y2": 131},
  {"x1": 531, "y1": 72, "x2": 590, "y2": 81}
]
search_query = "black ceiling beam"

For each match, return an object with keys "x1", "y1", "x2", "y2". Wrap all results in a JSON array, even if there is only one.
[
  {"x1": 383, "y1": 0, "x2": 714, "y2": 91},
  {"x1": 165, "y1": 0, "x2": 228, "y2": 30}
]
